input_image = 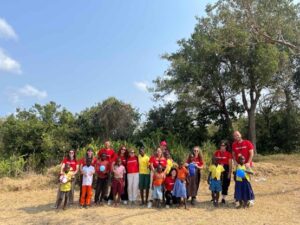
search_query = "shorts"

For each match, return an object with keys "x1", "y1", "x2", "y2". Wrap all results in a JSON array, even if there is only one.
[
  {"x1": 152, "y1": 185, "x2": 163, "y2": 200},
  {"x1": 112, "y1": 178, "x2": 124, "y2": 196},
  {"x1": 209, "y1": 179, "x2": 222, "y2": 192},
  {"x1": 139, "y1": 174, "x2": 150, "y2": 189}
]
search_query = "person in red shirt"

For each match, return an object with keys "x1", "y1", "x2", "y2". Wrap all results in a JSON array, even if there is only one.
[
  {"x1": 214, "y1": 140, "x2": 232, "y2": 204},
  {"x1": 94, "y1": 153, "x2": 110, "y2": 205},
  {"x1": 160, "y1": 140, "x2": 171, "y2": 158},
  {"x1": 116, "y1": 146, "x2": 128, "y2": 204},
  {"x1": 186, "y1": 146, "x2": 204, "y2": 205},
  {"x1": 164, "y1": 168, "x2": 177, "y2": 208},
  {"x1": 126, "y1": 149, "x2": 139, "y2": 204},
  {"x1": 232, "y1": 131, "x2": 254, "y2": 168},
  {"x1": 149, "y1": 147, "x2": 167, "y2": 171}
]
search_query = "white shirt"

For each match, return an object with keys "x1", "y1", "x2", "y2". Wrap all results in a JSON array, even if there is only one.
[{"x1": 82, "y1": 165, "x2": 95, "y2": 186}]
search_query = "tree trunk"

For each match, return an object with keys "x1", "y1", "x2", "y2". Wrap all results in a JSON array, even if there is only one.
[{"x1": 247, "y1": 107, "x2": 256, "y2": 153}]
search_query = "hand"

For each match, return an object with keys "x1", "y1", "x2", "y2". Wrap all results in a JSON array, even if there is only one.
[{"x1": 245, "y1": 162, "x2": 251, "y2": 168}]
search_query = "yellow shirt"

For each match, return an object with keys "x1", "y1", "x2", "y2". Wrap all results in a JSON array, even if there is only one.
[
  {"x1": 209, "y1": 164, "x2": 224, "y2": 180},
  {"x1": 236, "y1": 165, "x2": 252, "y2": 182},
  {"x1": 166, "y1": 159, "x2": 173, "y2": 174},
  {"x1": 138, "y1": 154, "x2": 150, "y2": 174},
  {"x1": 60, "y1": 171, "x2": 73, "y2": 192}
]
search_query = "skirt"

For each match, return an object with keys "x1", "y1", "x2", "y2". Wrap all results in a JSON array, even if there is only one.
[
  {"x1": 173, "y1": 178, "x2": 187, "y2": 198},
  {"x1": 152, "y1": 185, "x2": 163, "y2": 200},
  {"x1": 234, "y1": 179, "x2": 255, "y2": 201},
  {"x1": 187, "y1": 169, "x2": 201, "y2": 197}
]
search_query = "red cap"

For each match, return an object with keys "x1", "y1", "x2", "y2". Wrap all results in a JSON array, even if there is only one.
[{"x1": 160, "y1": 141, "x2": 167, "y2": 146}]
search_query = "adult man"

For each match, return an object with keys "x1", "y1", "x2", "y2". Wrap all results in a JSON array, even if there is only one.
[{"x1": 232, "y1": 131, "x2": 254, "y2": 168}]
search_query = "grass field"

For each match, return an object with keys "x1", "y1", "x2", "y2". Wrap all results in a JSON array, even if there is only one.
[{"x1": 0, "y1": 154, "x2": 299, "y2": 225}]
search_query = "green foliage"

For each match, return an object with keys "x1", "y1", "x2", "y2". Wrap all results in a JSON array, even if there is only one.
[{"x1": 0, "y1": 155, "x2": 26, "y2": 177}]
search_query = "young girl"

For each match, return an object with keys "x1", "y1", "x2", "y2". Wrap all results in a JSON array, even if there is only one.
[
  {"x1": 164, "y1": 167, "x2": 177, "y2": 208},
  {"x1": 207, "y1": 156, "x2": 225, "y2": 207},
  {"x1": 56, "y1": 164, "x2": 73, "y2": 210},
  {"x1": 234, "y1": 155, "x2": 255, "y2": 208},
  {"x1": 80, "y1": 158, "x2": 95, "y2": 208},
  {"x1": 173, "y1": 161, "x2": 189, "y2": 209},
  {"x1": 112, "y1": 157, "x2": 126, "y2": 206},
  {"x1": 152, "y1": 164, "x2": 166, "y2": 208}
]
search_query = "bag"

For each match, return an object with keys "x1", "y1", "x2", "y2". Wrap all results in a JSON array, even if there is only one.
[{"x1": 188, "y1": 163, "x2": 196, "y2": 177}]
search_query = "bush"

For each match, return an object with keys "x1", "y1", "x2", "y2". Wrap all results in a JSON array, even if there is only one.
[{"x1": 0, "y1": 155, "x2": 26, "y2": 177}]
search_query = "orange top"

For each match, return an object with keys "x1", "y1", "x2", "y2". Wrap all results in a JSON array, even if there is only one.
[
  {"x1": 177, "y1": 167, "x2": 188, "y2": 181},
  {"x1": 153, "y1": 172, "x2": 165, "y2": 186}
]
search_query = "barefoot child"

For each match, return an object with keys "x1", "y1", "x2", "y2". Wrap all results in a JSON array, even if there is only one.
[
  {"x1": 56, "y1": 164, "x2": 73, "y2": 210},
  {"x1": 112, "y1": 157, "x2": 126, "y2": 206},
  {"x1": 80, "y1": 158, "x2": 95, "y2": 208},
  {"x1": 94, "y1": 153, "x2": 110, "y2": 205},
  {"x1": 207, "y1": 156, "x2": 224, "y2": 207},
  {"x1": 234, "y1": 155, "x2": 255, "y2": 208},
  {"x1": 164, "y1": 167, "x2": 177, "y2": 208},
  {"x1": 173, "y1": 161, "x2": 189, "y2": 209},
  {"x1": 152, "y1": 164, "x2": 166, "y2": 208}
]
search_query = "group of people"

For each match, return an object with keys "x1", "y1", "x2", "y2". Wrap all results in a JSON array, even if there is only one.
[{"x1": 55, "y1": 130, "x2": 255, "y2": 210}]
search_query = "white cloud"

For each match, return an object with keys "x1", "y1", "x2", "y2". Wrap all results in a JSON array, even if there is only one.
[
  {"x1": 134, "y1": 81, "x2": 148, "y2": 92},
  {"x1": 19, "y1": 85, "x2": 47, "y2": 99},
  {"x1": 0, "y1": 49, "x2": 22, "y2": 74},
  {"x1": 0, "y1": 18, "x2": 17, "y2": 40},
  {"x1": 7, "y1": 85, "x2": 48, "y2": 104}
]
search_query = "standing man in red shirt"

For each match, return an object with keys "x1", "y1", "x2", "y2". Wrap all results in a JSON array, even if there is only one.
[{"x1": 232, "y1": 131, "x2": 254, "y2": 168}]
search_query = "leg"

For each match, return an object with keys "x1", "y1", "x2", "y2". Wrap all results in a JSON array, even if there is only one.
[
  {"x1": 86, "y1": 185, "x2": 93, "y2": 206},
  {"x1": 56, "y1": 191, "x2": 64, "y2": 209},
  {"x1": 80, "y1": 186, "x2": 87, "y2": 206},
  {"x1": 140, "y1": 189, "x2": 144, "y2": 205},
  {"x1": 63, "y1": 192, "x2": 69, "y2": 210},
  {"x1": 127, "y1": 174, "x2": 133, "y2": 202},
  {"x1": 133, "y1": 173, "x2": 139, "y2": 202},
  {"x1": 69, "y1": 178, "x2": 75, "y2": 204},
  {"x1": 165, "y1": 191, "x2": 171, "y2": 206},
  {"x1": 94, "y1": 177, "x2": 101, "y2": 204}
]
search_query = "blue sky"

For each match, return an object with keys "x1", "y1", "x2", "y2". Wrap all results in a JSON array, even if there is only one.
[{"x1": 0, "y1": 0, "x2": 212, "y2": 117}]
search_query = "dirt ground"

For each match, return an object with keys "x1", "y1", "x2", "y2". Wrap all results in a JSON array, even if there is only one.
[{"x1": 0, "y1": 154, "x2": 300, "y2": 225}]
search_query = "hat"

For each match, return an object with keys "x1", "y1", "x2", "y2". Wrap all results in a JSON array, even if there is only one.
[{"x1": 160, "y1": 141, "x2": 167, "y2": 146}]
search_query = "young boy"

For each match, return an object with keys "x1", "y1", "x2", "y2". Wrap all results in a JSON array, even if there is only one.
[
  {"x1": 94, "y1": 153, "x2": 110, "y2": 205},
  {"x1": 207, "y1": 156, "x2": 225, "y2": 207},
  {"x1": 138, "y1": 147, "x2": 150, "y2": 206},
  {"x1": 80, "y1": 158, "x2": 95, "y2": 208},
  {"x1": 56, "y1": 164, "x2": 73, "y2": 210}
]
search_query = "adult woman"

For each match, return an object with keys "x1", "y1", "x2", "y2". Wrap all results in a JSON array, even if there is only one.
[
  {"x1": 186, "y1": 146, "x2": 204, "y2": 205},
  {"x1": 126, "y1": 149, "x2": 139, "y2": 204},
  {"x1": 214, "y1": 140, "x2": 232, "y2": 204}
]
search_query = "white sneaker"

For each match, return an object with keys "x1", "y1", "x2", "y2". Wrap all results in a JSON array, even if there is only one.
[
  {"x1": 248, "y1": 200, "x2": 255, "y2": 207},
  {"x1": 147, "y1": 201, "x2": 152, "y2": 208},
  {"x1": 165, "y1": 205, "x2": 170, "y2": 209},
  {"x1": 108, "y1": 200, "x2": 112, "y2": 206},
  {"x1": 123, "y1": 200, "x2": 128, "y2": 205}
]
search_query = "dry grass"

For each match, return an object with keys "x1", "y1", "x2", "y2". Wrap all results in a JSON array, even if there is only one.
[{"x1": 0, "y1": 154, "x2": 299, "y2": 225}]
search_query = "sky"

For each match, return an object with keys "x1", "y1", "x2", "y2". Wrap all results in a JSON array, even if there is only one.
[{"x1": 0, "y1": 0, "x2": 213, "y2": 117}]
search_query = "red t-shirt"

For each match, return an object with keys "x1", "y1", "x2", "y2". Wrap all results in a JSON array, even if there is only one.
[
  {"x1": 214, "y1": 150, "x2": 232, "y2": 165},
  {"x1": 95, "y1": 159, "x2": 110, "y2": 178},
  {"x1": 79, "y1": 157, "x2": 96, "y2": 167},
  {"x1": 186, "y1": 156, "x2": 204, "y2": 167},
  {"x1": 164, "y1": 176, "x2": 175, "y2": 191},
  {"x1": 149, "y1": 156, "x2": 167, "y2": 169},
  {"x1": 126, "y1": 156, "x2": 139, "y2": 173},
  {"x1": 61, "y1": 158, "x2": 78, "y2": 172},
  {"x1": 232, "y1": 140, "x2": 254, "y2": 165},
  {"x1": 97, "y1": 148, "x2": 116, "y2": 164},
  {"x1": 117, "y1": 155, "x2": 127, "y2": 167}
]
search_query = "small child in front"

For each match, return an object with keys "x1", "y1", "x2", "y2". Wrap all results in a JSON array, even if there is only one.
[
  {"x1": 173, "y1": 160, "x2": 189, "y2": 209},
  {"x1": 207, "y1": 156, "x2": 224, "y2": 207},
  {"x1": 80, "y1": 158, "x2": 95, "y2": 208},
  {"x1": 152, "y1": 164, "x2": 166, "y2": 208},
  {"x1": 56, "y1": 164, "x2": 73, "y2": 210},
  {"x1": 234, "y1": 155, "x2": 255, "y2": 208}
]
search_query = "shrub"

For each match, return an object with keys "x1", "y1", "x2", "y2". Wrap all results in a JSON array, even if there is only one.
[{"x1": 0, "y1": 155, "x2": 26, "y2": 177}]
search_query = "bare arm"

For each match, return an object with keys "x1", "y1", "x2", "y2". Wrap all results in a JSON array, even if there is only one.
[{"x1": 247, "y1": 149, "x2": 254, "y2": 166}]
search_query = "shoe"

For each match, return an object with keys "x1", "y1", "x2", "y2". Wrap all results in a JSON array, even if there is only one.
[
  {"x1": 123, "y1": 200, "x2": 128, "y2": 205},
  {"x1": 80, "y1": 205, "x2": 83, "y2": 209},
  {"x1": 108, "y1": 200, "x2": 112, "y2": 206},
  {"x1": 165, "y1": 205, "x2": 170, "y2": 209},
  {"x1": 221, "y1": 199, "x2": 226, "y2": 204},
  {"x1": 191, "y1": 198, "x2": 195, "y2": 205}
]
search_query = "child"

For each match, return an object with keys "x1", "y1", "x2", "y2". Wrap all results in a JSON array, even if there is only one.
[
  {"x1": 152, "y1": 164, "x2": 166, "y2": 208},
  {"x1": 138, "y1": 147, "x2": 150, "y2": 206},
  {"x1": 80, "y1": 158, "x2": 95, "y2": 208},
  {"x1": 164, "y1": 167, "x2": 177, "y2": 208},
  {"x1": 207, "y1": 156, "x2": 225, "y2": 207},
  {"x1": 112, "y1": 157, "x2": 126, "y2": 206},
  {"x1": 234, "y1": 155, "x2": 255, "y2": 208},
  {"x1": 94, "y1": 153, "x2": 110, "y2": 205},
  {"x1": 173, "y1": 161, "x2": 189, "y2": 209},
  {"x1": 56, "y1": 164, "x2": 73, "y2": 210}
]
